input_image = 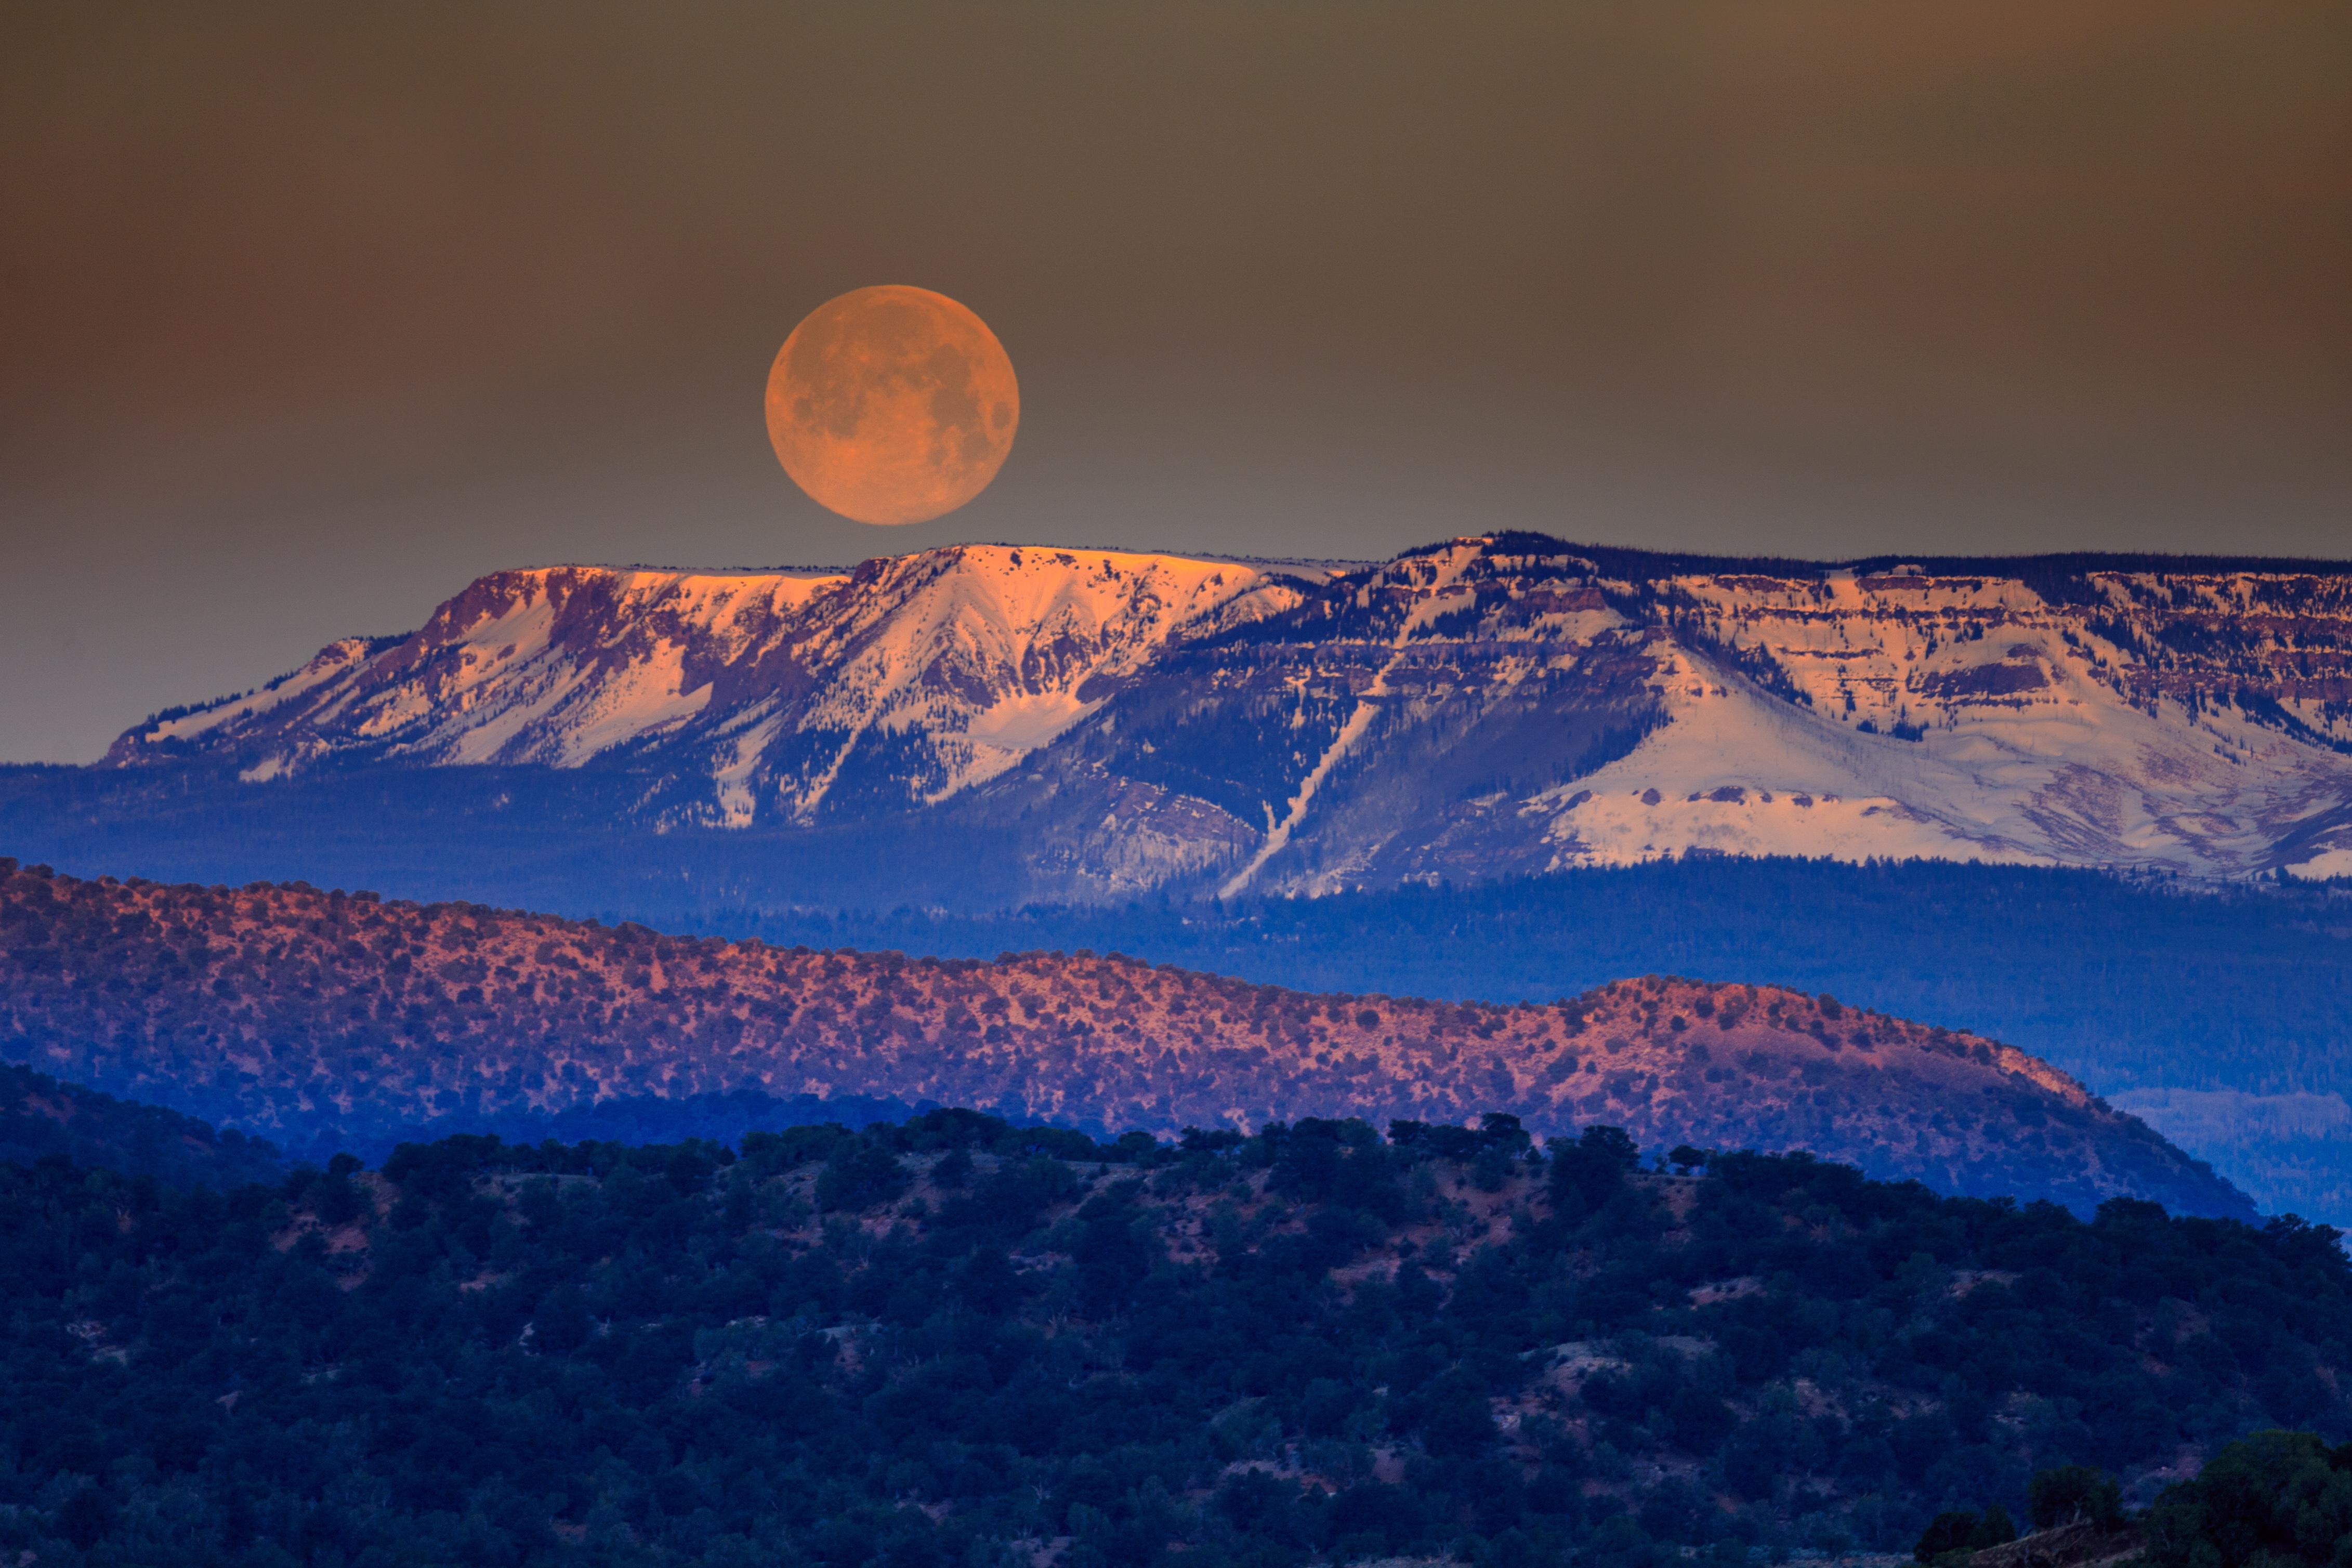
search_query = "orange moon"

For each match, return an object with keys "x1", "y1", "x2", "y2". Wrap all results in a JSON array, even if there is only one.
[{"x1": 765, "y1": 286, "x2": 1019, "y2": 525}]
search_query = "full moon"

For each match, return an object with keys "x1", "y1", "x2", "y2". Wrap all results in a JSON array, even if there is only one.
[{"x1": 765, "y1": 286, "x2": 1019, "y2": 525}]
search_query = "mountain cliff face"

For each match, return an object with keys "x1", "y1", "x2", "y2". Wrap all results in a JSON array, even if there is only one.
[
  {"x1": 0, "y1": 861, "x2": 2254, "y2": 1218},
  {"x1": 99, "y1": 534, "x2": 2352, "y2": 895}
]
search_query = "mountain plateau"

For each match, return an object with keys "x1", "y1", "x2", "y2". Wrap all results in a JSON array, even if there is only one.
[{"x1": 89, "y1": 535, "x2": 2352, "y2": 903}]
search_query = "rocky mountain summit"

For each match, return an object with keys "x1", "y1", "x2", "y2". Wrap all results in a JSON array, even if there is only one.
[
  {"x1": 95, "y1": 534, "x2": 2352, "y2": 898},
  {"x1": 0, "y1": 860, "x2": 2254, "y2": 1218}
]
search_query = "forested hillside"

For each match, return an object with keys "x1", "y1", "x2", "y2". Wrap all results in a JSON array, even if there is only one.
[
  {"x1": 0, "y1": 860, "x2": 2248, "y2": 1216},
  {"x1": 712, "y1": 861, "x2": 2352, "y2": 1099},
  {"x1": 0, "y1": 1060, "x2": 282, "y2": 1189},
  {"x1": 0, "y1": 1111, "x2": 2338, "y2": 1568},
  {"x1": 702, "y1": 861, "x2": 2352, "y2": 1222}
]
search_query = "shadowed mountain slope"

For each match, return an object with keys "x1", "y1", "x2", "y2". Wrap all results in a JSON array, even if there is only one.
[{"x1": 0, "y1": 860, "x2": 2250, "y2": 1218}]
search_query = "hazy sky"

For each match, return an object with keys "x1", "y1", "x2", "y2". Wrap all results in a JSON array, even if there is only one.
[{"x1": 3, "y1": 1, "x2": 2347, "y2": 762}]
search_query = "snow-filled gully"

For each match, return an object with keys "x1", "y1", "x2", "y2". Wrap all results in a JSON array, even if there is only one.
[{"x1": 1218, "y1": 551, "x2": 1474, "y2": 897}]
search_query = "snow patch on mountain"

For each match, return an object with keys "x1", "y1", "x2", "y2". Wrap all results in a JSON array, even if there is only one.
[
  {"x1": 1525, "y1": 574, "x2": 2352, "y2": 875},
  {"x1": 2291, "y1": 848, "x2": 2352, "y2": 880},
  {"x1": 149, "y1": 638, "x2": 380, "y2": 744},
  {"x1": 1534, "y1": 668, "x2": 2020, "y2": 868}
]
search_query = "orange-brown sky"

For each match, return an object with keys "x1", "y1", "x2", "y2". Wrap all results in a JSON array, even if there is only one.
[{"x1": 2, "y1": 1, "x2": 2347, "y2": 761}]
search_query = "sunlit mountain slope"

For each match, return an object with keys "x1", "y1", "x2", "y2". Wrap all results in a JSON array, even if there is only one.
[{"x1": 0, "y1": 860, "x2": 2251, "y2": 1217}]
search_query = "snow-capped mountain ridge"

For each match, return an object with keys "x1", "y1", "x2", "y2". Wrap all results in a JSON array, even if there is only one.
[
  {"x1": 113, "y1": 547, "x2": 1315, "y2": 826},
  {"x1": 104, "y1": 534, "x2": 2352, "y2": 893}
]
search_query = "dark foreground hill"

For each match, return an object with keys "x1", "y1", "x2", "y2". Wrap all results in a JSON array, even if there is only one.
[
  {"x1": 0, "y1": 1058, "x2": 283, "y2": 1189},
  {"x1": 0, "y1": 859, "x2": 2250, "y2": 1216},
  {"x1": 0, "y1": 1110, "x2": 2339, "y2": 1568}
]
